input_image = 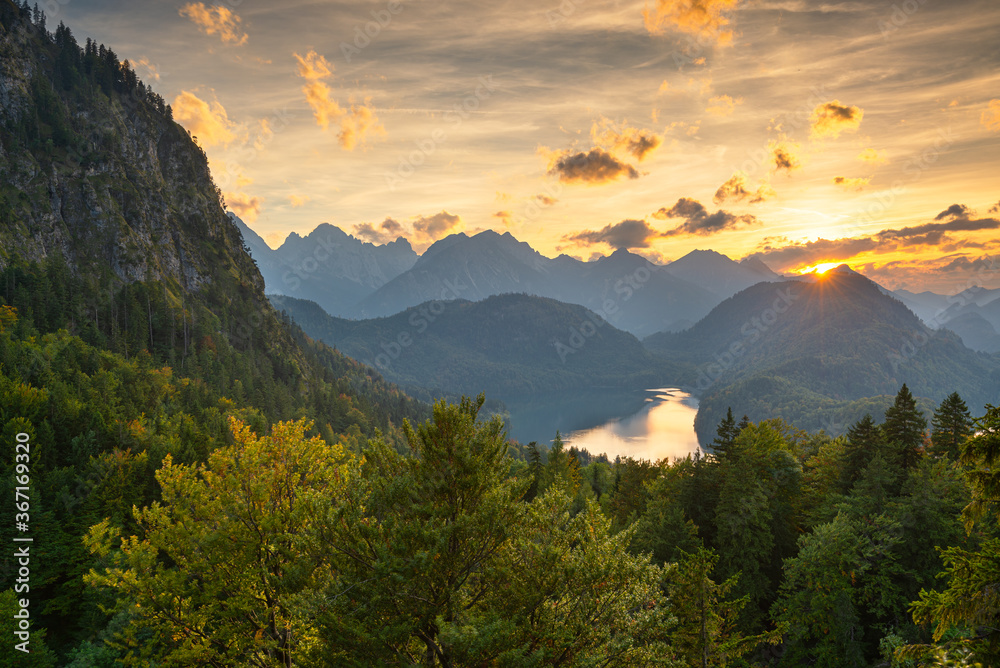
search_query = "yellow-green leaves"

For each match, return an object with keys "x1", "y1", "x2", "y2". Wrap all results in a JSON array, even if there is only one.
[{"x1": 85, "y1": 417, "x2": 357, "y2": 667}]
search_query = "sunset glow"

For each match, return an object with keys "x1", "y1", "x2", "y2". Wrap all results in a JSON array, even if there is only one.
[
  {"x1": 798, "y1": 263, "x2": 842, "y2": 276},
  {"x1": 55, "y1": 0, "x2": 1000, "y2": 293}
]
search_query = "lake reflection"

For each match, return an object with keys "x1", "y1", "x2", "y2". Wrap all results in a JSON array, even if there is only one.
[{"x1": 500, "y1": 387, "x2": 701, "y2": 462}]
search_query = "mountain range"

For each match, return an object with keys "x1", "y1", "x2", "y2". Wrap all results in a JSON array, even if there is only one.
[
  {"x1": 270, "y1": 292, "x2": 691, "y2": 398},
  {"x1": 239, "y1": 218, "x2": 782, "y2": 337}
]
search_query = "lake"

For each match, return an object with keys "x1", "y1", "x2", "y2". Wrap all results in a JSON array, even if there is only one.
[{"x1": 499, "y1": 387, "x2": 702, "y2": 462}]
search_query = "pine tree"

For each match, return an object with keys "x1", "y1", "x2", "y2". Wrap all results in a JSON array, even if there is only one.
[
  {"x1": 666, "y1": 547, "x2": 783, "y2": 668},
  {"x1": 525, "y1": 440, "x2": 543, "y2": 502},
  {"x1": 737, "y1": 414, "x2": 751, "y2": 432},
  {"x1": 882, "y1": 384, "x2": 927, "y2": 472},
  {"x1": 843, "y1": 414, "x2": 881, "y2": 490},
  {"x1": 904, "y1": 405, "x2": 1000, "y2": 664},
  {"x1": 930, "y1": 392, "x2": 973, "y2": 460},
  {"x1": 711, "y1": 407, "x2": 739, "y2": 461}
]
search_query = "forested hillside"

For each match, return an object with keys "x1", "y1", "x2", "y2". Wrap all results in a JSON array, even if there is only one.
[
  {"x1": 644, "y1": 273, "x2": 1000, "y2": 442},
  {"x1": 271, "y1": 292, "x2": 693, "y2": 397},
  {"x1": 0, "y1": 3, "x2": 423, "y2": 660},
  {"x1": 3, "y1": 3, "x2": 1000, "y2": 667}
]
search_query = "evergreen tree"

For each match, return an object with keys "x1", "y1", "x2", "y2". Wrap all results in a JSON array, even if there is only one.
[
  {"x1": 525, "y1": 440, "x2": 543, "y2": 502},
  {"x1": 737, "y1": 414, "x2": 751, "y2": 433},
  {"x1": 904, "y1": 405, "x2": 1000, "y2": 664},
  {"x1": 930, "y1": 391, "x2": 973, "y2": 460},
  {"x1": 665, "y1": 547, "x2": 783, "y2": 667},
  {"x1": 843, "y1": 413, "x2": 881, "y2": 490},
  {"x1": 711, "y1": 407, "x2": 738, "y2": 461},
  {"x1": 882, "y1": 384, "x2": 927, "y2": 472}
]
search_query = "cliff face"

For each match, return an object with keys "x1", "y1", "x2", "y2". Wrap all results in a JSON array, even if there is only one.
[{"x1": 0, "y1": 2, "x2": 260, "y2": 297}]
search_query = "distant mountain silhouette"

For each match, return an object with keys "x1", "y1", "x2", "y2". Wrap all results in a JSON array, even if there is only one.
[
  {"x1": 270, "y1": 292, "x2": 692, "y2": 398},
  {"x1": 232, "y1": 215, "x2": 417, "y2": 316}
]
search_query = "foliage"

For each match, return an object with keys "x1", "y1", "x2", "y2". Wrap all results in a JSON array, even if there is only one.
[
  {"x1": 903, "y1": 405, "x2": 1000, "y2": 664},
  {"x1": 84, "y1": 418, "x2": 355, "y2": 666},
  {"x1": 663, "y1": 547, "x2": 783, "y2": 667}
]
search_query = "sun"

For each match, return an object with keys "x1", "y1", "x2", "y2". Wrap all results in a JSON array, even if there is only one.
[{"x1": 797, "y1": 262, "x2": 840, "y2": 275}]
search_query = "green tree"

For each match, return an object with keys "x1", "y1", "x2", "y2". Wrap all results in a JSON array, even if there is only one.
[
  {"x1": 323, "y1": 395, "x2": 672, "y2": 666},
  {"x1": 903, "y1": 405, "x2": 1000, "y2": 664},
  {"x1": 524, "y1": 440, "x2": 543, "y2": 502},
  {"x1": 710, "y1": 407, "x2": 738, "y2": 461},
  {"x1": 843, "y1": 413, "x2": 881, "y2": 490},
  {"x1": 84, "y1": 418, "x2": 354, "y2": 667},
  {"x1": 664, "y1": 547, "x2": 783, "y2": 668},
  {"x1": 322, "y1": 394, "x2": 523, "y2": 665},
  {"x1": 883, "y1": 384, "x2": 928, "y2": 472},
  {"x1": 930, "y1": 392, "x2": 973, "y2": 460}
]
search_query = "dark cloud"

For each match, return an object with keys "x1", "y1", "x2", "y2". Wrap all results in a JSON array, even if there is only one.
[
  {"x1": 744, "y1": 204, "x2": 1000, "y2": 271},
  {"x1": 622, "y1": 132, "x2": 662, "y2": 160},
  {"x1": 745, "y1": 236, "x2": 880, "y2": 270},
  {"x1": 654, "y1": 198, "x2": 760, "y2": 237},
  {"x1": 771, "y1": 143, "x2": 800, "y2": 173},
  {"x1": 990, "y1": 201, "x2": 1000, "y2": 214},
  {"x1": 354, "y1": 217, "x2": 404, "y2": 244},
  {"x1": 878, "y1": 209, "x2": 1000, "y2": 246},
  {"x1": 935, "y1": 204, "x2": 972, "y2": 220},
  {"x1": 547, "y1": 148, "x2": 641, "y2": 185},
  {"x1": 935, "y1": 255, "x2": 1000, "y2": 273},
  {"x1": 563, "y1": 219, "x2": 661, "y2": 249}
]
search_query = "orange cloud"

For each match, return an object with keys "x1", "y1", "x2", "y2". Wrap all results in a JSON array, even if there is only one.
[
  {"x1": 288, "y1": 194, "x2": 310, "y2": 207},
  {"x1": 810, "y1": 100, "x2": 863, "y2": 139},
  {"x1": 338, "y1": 100, "x2": 386, "y2": 150},
  {"x1": 294, "y1": 51, "x2": 344, "y2": 131},
  {"x1": 294, "y1": 49, "x2": 333, "y2": 81},
  {"x1": 179, "y1": 3, "x2": 248, "y2": 46},
  {"x1": 354, "y1": 217, "x2": 404, "y2": 245},
  {"x1": 833, "y1": 176, "x2": 871, "y2": 190},
  {"x1": 858, "y1": 148, "x2": 887, "y2": 165},
  {"x1": 172, "y1": 91, "x2": 238, "y2": 147},
  {"x1": 982, "y1": 99, "x2": 1000, "y2": 132},
  {"x1": 225, "y1": 191, "x2": 263, "y2": 222},
  {"x1": 303, "y1": 81, "x2": 345, "y2": 131},
  {"x1": 768, "y1": 138, "x2": 801, "y2": 174},
  {"x1": 643, "y1": 0, "x2": 742, "y2": 45},
  {"x1": 293, "y1": 51, "x2": 383, "y2": 150},
  {"x1": 714, "y1": 171, "x2": 774, "y2": 204},
  {"x1": 133, "y1": 57, "x2": 162, "y2": 81},
  {"x1": 706, "y1": 94, "x2": 742, "y2": 117},
  {"x1": 493, "y1": 211, "x2": 513, "y2": 227},
  {"x1": 591, "y1": 118, "x2": 663, "y2": 161}
]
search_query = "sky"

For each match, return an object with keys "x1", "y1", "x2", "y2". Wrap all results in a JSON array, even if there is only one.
[{"x1": 54, "y1": 0, "x2": 1000, "y2": 293}]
